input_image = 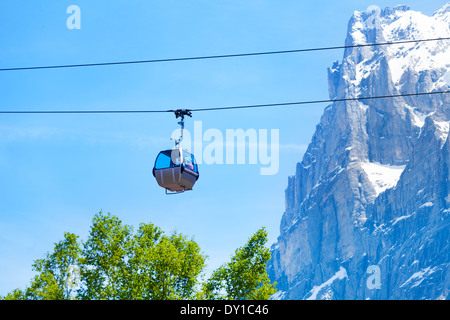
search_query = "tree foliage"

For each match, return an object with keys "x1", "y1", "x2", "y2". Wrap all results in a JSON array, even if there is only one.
[
  {"x1": 202, "y1": 228, "x2": 277, "y2": 300},
  {"x1": 2, "y1": 211, "x2": 276, "y2": 300}
]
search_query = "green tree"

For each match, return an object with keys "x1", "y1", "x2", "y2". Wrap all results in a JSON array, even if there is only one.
[
  {"x1": 125, "y1": 221, "x2": 164, "y2": 299},
  {"x1": 2, "y1": 232, "x2": 81, "y2": 300},
  {"x1": 203, "y1": 228, "x2": 277, "y2": 300},
  {"x1": 2, "y1": 288, "x2": 27, "y2": 300},
  {"x1": 2, "y1": 212, "x2": 276, "y2": 300},
  {"x1": 130, "y1": 230, "x2": 205, "y2": 299},
  {"x1": 77, "y1": 212, "x2": 206, "y2": 300},
  {"x1": 77, "y1": 212, "x2": 133, "y2": 300}
]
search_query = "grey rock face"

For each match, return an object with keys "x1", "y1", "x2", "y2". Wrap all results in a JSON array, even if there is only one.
[{"x1": 269, "y1": 3, "x2": 450, "y2": 300}]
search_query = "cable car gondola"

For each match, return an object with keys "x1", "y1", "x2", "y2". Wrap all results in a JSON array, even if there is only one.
[{"x1": 152, "y1": 110, "x2": 199, "y2": 194}]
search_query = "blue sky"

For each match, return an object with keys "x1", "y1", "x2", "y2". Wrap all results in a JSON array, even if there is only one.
[{"x1": 0, "y1": 0, "x2": 448, "y2": 295}]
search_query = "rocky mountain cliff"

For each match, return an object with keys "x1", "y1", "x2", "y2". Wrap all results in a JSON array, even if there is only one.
[{"x1": 268, "y1": 3, "x2": 450, "y2": 300}]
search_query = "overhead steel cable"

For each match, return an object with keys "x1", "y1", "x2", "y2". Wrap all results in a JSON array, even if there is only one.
[
  {"x1": 190, "y1": 90, "x2": 450, "y2": 112},
  {"x1": 0, "y1": 109, "x2": 172, "y2": 114},
  {"x1": 1, "y1": 90, "x2": 449, "y2": 114},
  {"x1": 0, "y1": 37, "x2": 449, "y2": 72}
]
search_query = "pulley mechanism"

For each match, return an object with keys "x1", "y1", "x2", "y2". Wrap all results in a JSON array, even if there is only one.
[{"x1": 172, "y1": 109, "x2": 192, "y2": 147}]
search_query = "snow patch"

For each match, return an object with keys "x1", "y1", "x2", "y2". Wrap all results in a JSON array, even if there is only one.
[
  {"x1": 392, "y1": 213, "x2": 414, "y2": 225},
  {"x1": 306, "y1": 267, "x2": 348, "y2": 300},
  {"x1": 360, "y1": 162, "x2": 406, "y2": 196},
  {"x1": 419, "y1": 201, "x2": 434, "y2": 208},
  {"x1": 441, "y1": 69, "x2": 450, "y2": 86},
  {"x1": 400, "y1": 267, "x2": 437, "y2": 288},
  {"x1": 433, "y1": 119, "x2": 450, "y2": 143},
  {"x1": 412, "y1": 110, "x2": 428, "y2": 128},
  {"x1": 270, "y1": 290, "x2": 286, "y2": 300},
  {"x1": 381, "y1": 9, "x2": 450, "y2": 85}
]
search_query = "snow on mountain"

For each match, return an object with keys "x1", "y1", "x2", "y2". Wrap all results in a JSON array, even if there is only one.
[
  {"x1": 269, "y1": 3, "x2": 450, "y2": 300},
  {"x1": 381, "y1": 6, "x2": 450, "y2": 86},
  {"x1": 305, "y1": 267, "x2": 348, "y2": 300},
  {"x1": 360, "y1": 162, "x2": 406, "y2": 196},
  {"x1": 433, "y1": 118, "x2": 450, "y2": 143}
]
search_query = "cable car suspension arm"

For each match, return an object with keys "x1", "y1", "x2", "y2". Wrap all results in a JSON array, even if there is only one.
[{"x1": 172, "y1": 109, "x2": 192, "y2": 147}]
